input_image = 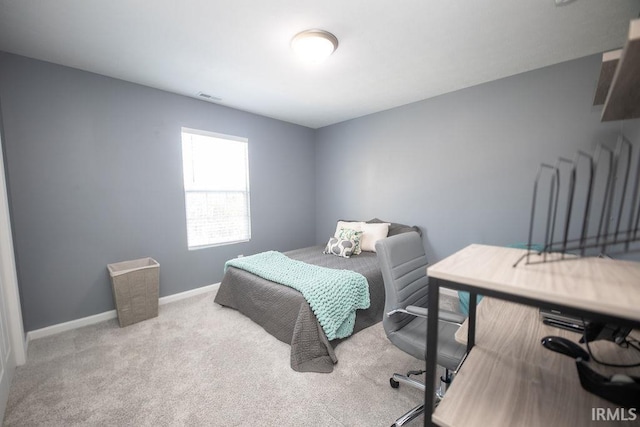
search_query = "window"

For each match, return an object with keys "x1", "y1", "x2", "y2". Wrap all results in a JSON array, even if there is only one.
[{"x1": 181, "y1": 128, "x2": 251, "y2": 249}]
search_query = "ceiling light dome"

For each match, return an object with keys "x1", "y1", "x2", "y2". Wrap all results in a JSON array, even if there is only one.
[{"x1": 291, "y1": 29, "x2": 338, "y2": 64}]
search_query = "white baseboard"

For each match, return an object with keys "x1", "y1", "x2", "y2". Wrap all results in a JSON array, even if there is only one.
[
  {"x1": 26, "y1": 310, "x2": 118, "y2": 343},
  {"x1": 158, "y1": 283, "x2": 218, "y2": 305},
  {"x1": 25, "y1": 282, "x2": 455, "y2": 346},
  {"x1": 25, "y1": 283, "x2": 219, "y2": 345}
]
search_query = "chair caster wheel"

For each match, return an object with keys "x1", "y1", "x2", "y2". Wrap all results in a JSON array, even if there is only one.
[{"x1": 390, "y1": 377, "x2": 400, "y2": 388}]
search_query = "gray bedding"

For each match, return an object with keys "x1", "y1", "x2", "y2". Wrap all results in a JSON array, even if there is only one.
[{"x1": 214, "y1": 245, "x2": 385, "y2": 373}]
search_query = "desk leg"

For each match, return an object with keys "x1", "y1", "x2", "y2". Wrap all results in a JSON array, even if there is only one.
[
  {"x1": 467, "y1": 292, "x2": 477, "y2": 353},
  {"x1": 424, "y1": 278, "x2": 440, "y2": 426}
]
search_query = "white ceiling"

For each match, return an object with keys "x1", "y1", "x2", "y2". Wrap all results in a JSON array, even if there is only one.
[{"x1": 1, "y1": 0, "x2": 639, "y2": 129}]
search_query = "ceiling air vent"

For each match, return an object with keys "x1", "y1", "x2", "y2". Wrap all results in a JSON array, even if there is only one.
[{"x1": 197, "y1": 92, "x2": 222, "y2": 102}]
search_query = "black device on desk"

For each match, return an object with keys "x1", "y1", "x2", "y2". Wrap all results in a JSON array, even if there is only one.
[
  {"x1": 541, "y1": 336, "x2": 590, "y2": 360},
  {"x1": 576, "y1": 360, "x2": 640, "y2": 409},
  {"x1": 541, "y1": 322, "x2": 639, "y2": 409},
  {"x1": 579, "y1": 321, "x2": 632, "y2": 345},
  {"x1": 539, "y1": 308, "x2": 632, "y2": 346},
  {"x1": 539, "y1": 308, "x2": 584, "y2": 333}
]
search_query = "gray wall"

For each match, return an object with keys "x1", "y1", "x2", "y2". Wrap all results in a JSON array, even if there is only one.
[
  {"x1": 0, "y1": 52, "x2": 316, "y2": 332},
  {"x1": 315, "y1": 55, "x2": 640, "y2": 263},
  {"x1": 3, "y1": 50, "x2": 640, "y2": 332}
]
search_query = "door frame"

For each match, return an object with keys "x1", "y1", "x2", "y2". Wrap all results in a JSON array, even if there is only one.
[{"x1": 0, "y1": 129, "x2": 26, "y2": 366}]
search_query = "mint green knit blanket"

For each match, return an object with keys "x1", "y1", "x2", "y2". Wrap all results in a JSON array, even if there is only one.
[{"x1": 225, "y1": 251, "x2": 370, "y2": 340}]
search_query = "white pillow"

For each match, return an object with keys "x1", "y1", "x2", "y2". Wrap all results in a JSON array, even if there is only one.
[
  {"x1": 359, "y1": 222, "x2": 390, "y2": 252},
  {"x1": 334, "y1": 221, "x2": 364, "y2": 237}
]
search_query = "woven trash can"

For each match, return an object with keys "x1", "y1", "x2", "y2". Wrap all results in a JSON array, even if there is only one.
[{"x1": 107, "y1": 257, "x2": 159, "y2": 327}]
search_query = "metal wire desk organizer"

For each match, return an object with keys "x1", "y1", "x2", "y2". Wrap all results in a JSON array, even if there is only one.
[{"x1": 514, "y1": 133, "x2": 640, "y2": 266}]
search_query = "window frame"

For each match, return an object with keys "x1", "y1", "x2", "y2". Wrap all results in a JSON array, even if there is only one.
[{"x1": 181, "y1": 127, "x2": 251, "y2": 250}]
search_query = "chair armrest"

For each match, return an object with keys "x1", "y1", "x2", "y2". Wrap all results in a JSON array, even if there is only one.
[
  {"x1": 387, "y1": 306, "x2": 466, "y2": 326},
  {"x1": 437, "y1": 309, "x2": 466, "y2": 325},
  {"x1": 405, "y1": 305, "x2": 428, "y2": 318}
]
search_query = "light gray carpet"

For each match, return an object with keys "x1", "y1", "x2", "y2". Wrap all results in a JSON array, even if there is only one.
[{"x1": 4, "y1": 286, "x2": 459, "y2": 426}]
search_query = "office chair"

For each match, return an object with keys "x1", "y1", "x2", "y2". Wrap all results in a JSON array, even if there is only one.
[{"x1": 375, "y1": 232, "x2": 467, "y2": 427}]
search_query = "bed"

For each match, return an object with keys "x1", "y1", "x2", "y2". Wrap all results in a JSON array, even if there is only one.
[{"x1": 213, "y1": 219, "x2": 421, "y2": 373}]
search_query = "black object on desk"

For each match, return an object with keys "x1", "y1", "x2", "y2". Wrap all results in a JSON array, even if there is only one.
[
  {"x1": 576, "y1": 360, "x2": 640, "y2": 409},
  {"x1": 541, "y1": 336, "x2": 640, "y2": 408},
  {"x1": 541, "y1": 336, "x2": 590, "y2": 361},
  {"x1": 540, "y1": 308, "x2": 584, "y2": 333},
  {"x1": 580, "y1": 321, "x2": 632, "y2": 345}
]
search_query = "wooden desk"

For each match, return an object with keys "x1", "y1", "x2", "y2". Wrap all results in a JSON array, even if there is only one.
[
  {"x1": 424, "y1": 244, "x2": 640, "y2": 427},
  {"x1": 436, "y1": 298, "x2": 640, "y2": 426}
]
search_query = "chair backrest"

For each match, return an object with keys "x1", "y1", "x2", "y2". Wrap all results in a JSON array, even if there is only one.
[{"x1": 375, "y1": 231, "x2": 429, "y2": 336}]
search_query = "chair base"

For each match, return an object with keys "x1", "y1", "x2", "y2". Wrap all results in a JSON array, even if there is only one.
[
  {"x1": 390, "y1": 368, "x2": 453, "y2": 427},
  {"x1": 391, "y1": 403, "x2": 424, "y2": 427},
  {"x1": 436, "y1": 369, "x2": 453, "y2": 399}
]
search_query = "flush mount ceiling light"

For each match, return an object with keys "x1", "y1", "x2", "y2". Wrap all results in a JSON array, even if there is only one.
[{"x1": 291, "y1": 29, "x2": 338, "y2": 64}]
